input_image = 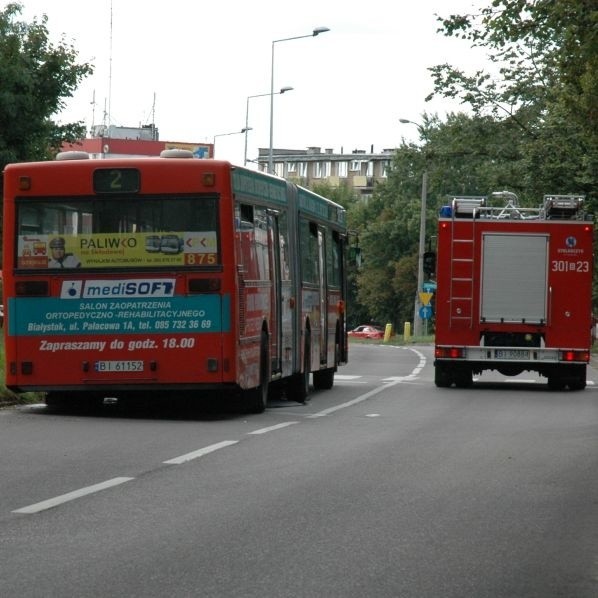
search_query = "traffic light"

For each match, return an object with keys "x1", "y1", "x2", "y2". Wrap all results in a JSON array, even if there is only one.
[{"x1": 423, "y1": 251, "x2": 436, "y2": 276}]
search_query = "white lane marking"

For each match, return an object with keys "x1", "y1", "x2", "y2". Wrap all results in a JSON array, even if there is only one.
[
  {"x1": 12, "y1": 477, "x2": 134, "y2": 514},
  {"x1": 335, "y1": 375, "x2": 362, "y2": 380},
  {"x1": 307, "y1": 380, "x2": 402, "y2": 417},
  {"x1": 309, "y1": 346, "x2": 425, "y2": 418},
  {"x1": 163, "y1": 440, "x2": 238, "y2": 465},
  {"x1": 365, "y1": 414, "x2": 380, "y2": 418},
  {"x1": 248, "y1": 422, "x2": 299, "y2": 435}
]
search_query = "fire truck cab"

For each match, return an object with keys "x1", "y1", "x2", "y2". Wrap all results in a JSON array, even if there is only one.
[{"x1": 434, "y1": 192, "x2": 594, "y2": 390}]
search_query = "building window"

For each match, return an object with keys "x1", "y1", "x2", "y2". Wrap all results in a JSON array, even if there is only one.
[
  {"x1": 350, "y1": 160, "x2": 362, "y2": 172},
  {"x1": 324, "y1": 161, "x2": 331, "y2": 177},
  {"x1": 298, "y1": 162, "x2": 307, "y2": 177},
  {"x1": 366, "y1": 161, "x2": 373, "y2": 177},
  {"x1": 337, "y1": 161, "x2": 348, "y2": 177},
  {"x1": 287, "y1": 162, "x2": 297, "y2": 173},
  {"x1": 381, "y1": 160, "x2": 390, "y2": 178},
  {"x1": 314, "y1": 162, "x2": 323, "y2": 178}
]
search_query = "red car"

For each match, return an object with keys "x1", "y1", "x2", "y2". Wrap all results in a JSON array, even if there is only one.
[{"x1": 348, "y1": 325, "x2": 385, "y2": 340}]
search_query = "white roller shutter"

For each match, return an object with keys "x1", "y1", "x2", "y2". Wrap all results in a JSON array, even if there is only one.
[{"x1": 481, "y1": 233, "x2": 548, "y2": 323}]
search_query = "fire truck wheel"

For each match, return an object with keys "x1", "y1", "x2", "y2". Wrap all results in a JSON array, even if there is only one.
[
  {"x1": 453, "y1": 368, "x2": 473, "y2": 388},
  {"x1": 567, "y1": 365, "x2": 587, "y2": 391},
  {"x1": 434, "y1": 365, "x2": 452, "y2": 388},
  {"x1": 547, "y1": 374, "x2": 566, "y2": 390}
]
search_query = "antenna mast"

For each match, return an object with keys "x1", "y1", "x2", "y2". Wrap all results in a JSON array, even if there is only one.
[{"x1": 107, "y1": 0, "x2": 113, "y2": 131}]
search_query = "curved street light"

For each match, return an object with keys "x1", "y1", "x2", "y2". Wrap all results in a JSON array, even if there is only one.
[
  {"x1": 399, "y1": 118, "x2": 428, "y2": 337},
  {"x1": 245, "y1": 86, "x2": 293, "y2": 166},
  {"x1": 212, "y1": 128, "x2": 252, "y2": 158},
  {"x1": 268, "y1": 27, "x2": 330, "y2": 174}
]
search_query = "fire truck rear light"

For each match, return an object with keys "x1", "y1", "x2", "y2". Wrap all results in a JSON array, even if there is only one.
[
  {"x1": 559, "y1": 350, "x2": 589, "y2": 362},
  {"x1": 188, "y1": 278, "x2": 221, "y2": 293},
  {"x1": 435, "y1": 347, "x2": 464, "y2": 359},
  {"x1": 16, "y1": 280, "x2": 49, "y2": 296}
]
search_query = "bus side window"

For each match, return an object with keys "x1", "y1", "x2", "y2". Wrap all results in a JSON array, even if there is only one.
[{"x1": 300, "y1": 220, "x2": 319, "y2": 284}]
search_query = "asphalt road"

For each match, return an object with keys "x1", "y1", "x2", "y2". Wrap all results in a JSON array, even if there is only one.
[{"x1": 1, "y1": 343, "x2": 597, "y2": 597}]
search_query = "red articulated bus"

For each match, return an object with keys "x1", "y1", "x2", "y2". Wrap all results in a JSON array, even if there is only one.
[{"x1": 3, "y1": 150, "x2": 348, "y2": 412}]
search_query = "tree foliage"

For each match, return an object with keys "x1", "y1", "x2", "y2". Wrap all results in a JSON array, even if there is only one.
[
  {"x1": 0, "y1": 2, "x2": 93, "y2": 170},
  {"x1": 428, "y1": 0, "x2": 597, "y2": 204},
  {"x1": 347, "y1": 0, "x2": 597, "y2": 329}
]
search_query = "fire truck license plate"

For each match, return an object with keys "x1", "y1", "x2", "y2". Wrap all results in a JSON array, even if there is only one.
[
  {"x1": 95, "y1": 361, "x2": 144, "y2": 372},
  {"x1": 495, "y1": 349, "x2": 530, "y2": 360}
]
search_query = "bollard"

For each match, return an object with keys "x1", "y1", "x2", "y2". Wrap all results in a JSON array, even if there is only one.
[
  {"x1": 384, "y1": 323, "x2": 393, "y2": 342},
  {"x1": 403, "y1": 321, "x2": 411, "y2": 342}
]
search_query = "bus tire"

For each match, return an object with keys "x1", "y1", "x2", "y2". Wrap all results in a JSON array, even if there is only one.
[
  {"x1": 288, "y1": 337, "x2": 310, "y2": 404},
  {"x1": 313, "y1": 340, "x2": 338, "y2": 391},
  {"x1": 247, "y1": 332, "x2": 270, "y2": 413},
  {"x1": 313, "y1": 367, "x2": 334, "y2": 390}
]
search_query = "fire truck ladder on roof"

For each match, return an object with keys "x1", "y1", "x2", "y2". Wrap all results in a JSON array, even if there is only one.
[{"x1": 448, "y1": 197, "x2": 485, "y2": 328}]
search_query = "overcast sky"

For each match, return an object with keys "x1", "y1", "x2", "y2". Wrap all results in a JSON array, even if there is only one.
[{"x1": 20, "y1": 0, "x2": 489, "y2": 166}]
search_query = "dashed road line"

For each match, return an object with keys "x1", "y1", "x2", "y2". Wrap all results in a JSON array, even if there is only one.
[
  {"x1": 248, "y1": 422, "x2": 299, "y2": 435},
  {"x1": 12, "y1": 477, "x2": 134, "y2": 514},
  {"x1": 163, "y1": 440, "x2": 239, "y2": 465}
]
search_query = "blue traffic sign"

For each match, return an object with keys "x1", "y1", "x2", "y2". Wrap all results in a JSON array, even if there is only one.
[{"x1": 419, "y1": 305, "x2": 433, "y2": 319}]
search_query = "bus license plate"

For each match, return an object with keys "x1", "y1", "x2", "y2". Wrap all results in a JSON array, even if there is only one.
[
  {"x1": 95, "y1": 360, "x2": 144, "y2": 372},
  {"x1": 495, "y1": 349, "x2": 530, "y2": 360}
]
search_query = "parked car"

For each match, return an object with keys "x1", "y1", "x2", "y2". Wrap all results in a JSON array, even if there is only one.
[{"x1": 348, "y1": 324, "x2": 385, "y2": 340}]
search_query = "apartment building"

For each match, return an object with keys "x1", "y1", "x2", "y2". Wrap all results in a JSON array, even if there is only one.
[{"x1": 257, "y1": 146, "x2": 395, "y2": 198}]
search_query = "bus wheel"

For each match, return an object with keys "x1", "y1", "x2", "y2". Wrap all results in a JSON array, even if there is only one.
[
  {"x1": 313, "y1": 367, "x2": 334, "y2": 390},
  {"x1": 313, "y1": 341, "x2": 337, "y2": 391},
  {"x1": 288, "y1": 338, "x2": 310, "y2": 404},
  {"x1": 247, "y1": 332, "x2": 269, "y2": 413}
]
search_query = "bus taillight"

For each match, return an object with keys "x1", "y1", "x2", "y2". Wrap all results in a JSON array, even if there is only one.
[{"x1": 16, "y1": 280, "x2": 49, "y2": 296}]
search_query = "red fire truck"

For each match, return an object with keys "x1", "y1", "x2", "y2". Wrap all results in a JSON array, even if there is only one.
[{"x1": 434, "y1": 192, "x2": 594, "y2": 390}]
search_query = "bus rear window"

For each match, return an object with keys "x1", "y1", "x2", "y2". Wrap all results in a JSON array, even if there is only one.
[{"x1": 15, "y1": 195, "x2": 219, "y2": 269}]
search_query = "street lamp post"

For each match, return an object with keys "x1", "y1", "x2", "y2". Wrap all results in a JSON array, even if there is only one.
[
  {"x1": 212, "y1": 128, "x2": 251, "y2": 158},
  {"x1": 399, "y1": 118, "x2": 427, "y2": 337},
  {"x1": 268, "y1": 26, "x2": 330, "y2": 174},
  {"x1": 245, "y1": 86, "x2": 293, "y2": 166}
]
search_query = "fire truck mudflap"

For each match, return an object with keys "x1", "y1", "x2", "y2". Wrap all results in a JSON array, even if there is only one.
[{"x1": 434, "y1": 192, "x2": 594, "y2": 390}]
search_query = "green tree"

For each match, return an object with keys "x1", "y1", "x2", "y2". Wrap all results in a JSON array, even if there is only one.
[
  {"x1": 0, "y1": 2, "x2": 93, "y2": 170},
  {"x1": 428, "y1": 0, "x2": 597, "y2": 205}
]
